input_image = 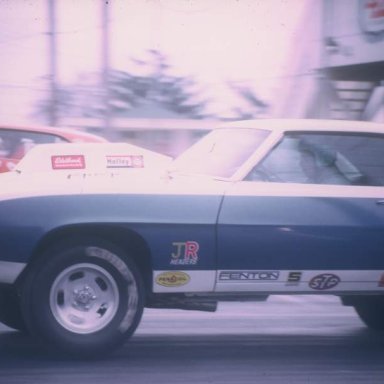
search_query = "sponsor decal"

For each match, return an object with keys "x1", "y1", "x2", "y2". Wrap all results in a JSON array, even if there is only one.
[
  {"x1": 219, "y1": 271, "x2": 280, "y2": 281},
  {"x1": 287, "y1": 271, "x2": 302, "y2": 285},
  {"x1": 156, "y1": 271, "x2": 190, "y2": 287},
  {"x1": 170, "y1": 241, "x2": 199, "y2": 265},
  {"x1": 359, "y1": 0, "x2": 384, "y2": 34},
  {"x1": 51, "y1": 155, "x2": 85, "y2": 170},
  {"x1": 378, "y1": 274, "x2": 384, "y2": 287},
  {"x1": 106, "y1": 155, "x2": 144, "y2": 168},
  {"x1": 309, "y1": 273, "x2": 340, "y2": 291}
]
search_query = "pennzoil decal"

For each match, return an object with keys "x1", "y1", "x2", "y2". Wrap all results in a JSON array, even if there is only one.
[
  {"x1": 309, "y1": 273, "x2": 340, "y2": 290},
  {"x1": 106, "y1": 155, "x2": 144, "y2": 168},
  {"x1": 51, "y1": 155, "x2": 85, "y2": 170},
  {"x1": 171, "y1": 241, "x2": 199, "y2": 265},
  {"x1": 156, "y1": 271, "x2": 190, "y2": 287}
]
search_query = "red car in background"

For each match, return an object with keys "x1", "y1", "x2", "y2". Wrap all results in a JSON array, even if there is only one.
[{"x1": 0, "y1": 124, "x2": 107, "y2": 172}]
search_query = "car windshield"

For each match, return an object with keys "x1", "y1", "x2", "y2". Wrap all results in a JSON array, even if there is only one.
[{"x1": 170, "y1": 128, "x2": 271, "y2": 178}]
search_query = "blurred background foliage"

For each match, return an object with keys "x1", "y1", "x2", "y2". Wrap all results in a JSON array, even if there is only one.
[{"x1": 36, "y1": 49, "x2": 268, "y2": 123}]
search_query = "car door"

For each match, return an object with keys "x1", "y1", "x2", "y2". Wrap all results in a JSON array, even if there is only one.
[{"x1": 216, "y1": 131, "x2": 384, "y2": 294}]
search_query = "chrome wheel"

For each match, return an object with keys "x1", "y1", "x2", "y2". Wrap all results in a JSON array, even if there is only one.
[
  {"x1": 49, "y1": 263, "x2": 119, "y2": 334},
  {"x1": 21, "y1": 239, "x2": 145, "y2": 357}
]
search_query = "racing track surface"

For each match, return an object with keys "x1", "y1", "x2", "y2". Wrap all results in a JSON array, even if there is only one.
[{"x1": 0, "y1": 295, "x2": 384, "y2": 383}]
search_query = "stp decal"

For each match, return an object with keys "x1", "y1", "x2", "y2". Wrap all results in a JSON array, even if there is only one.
[
  {"x1": 106, "y1": 155, "x2": 144, "y2": 168},
  {"x1": 309, "y1": 273, "x2": 340, "y2": 290},
  {"x1": 51, "y1": 155, "x2": 85, "y2": 170},
  {"x1": 171, "y1": 241, "x2": 199, "y2": 265},
  {"x1": 156, "y1": 271, "x2": 190, "y2": 287}
]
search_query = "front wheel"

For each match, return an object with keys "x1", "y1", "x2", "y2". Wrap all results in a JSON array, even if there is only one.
[
  {"x1": 353, "y1": 297, "x2": 384, "y2": 331},
  {"x1": 21, "y1": 239, "x2": 144, "y2": 357}
]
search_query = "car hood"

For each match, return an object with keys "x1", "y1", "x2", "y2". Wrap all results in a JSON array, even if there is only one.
[{"x1": 0, "y1": 170, "x2": 230, "y2": 202}]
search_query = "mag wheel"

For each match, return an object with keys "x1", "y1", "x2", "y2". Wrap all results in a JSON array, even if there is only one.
[
  {"x1": 21, "y1": 239, "x2": 144, "y2": 357},
  {"x1": 50, "y1": 263, "x2": 120, "y2": 334}
]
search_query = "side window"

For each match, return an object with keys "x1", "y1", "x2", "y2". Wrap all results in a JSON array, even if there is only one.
[
  {"x1": 0, "y1": 129, "x2": 67, "y2": 160},
  {"x1": 0, "y1": 130, "x2": 18, "y2": 158},
  {"x1": 246, "y1": 132, "x2": 384, "y2": 187}
]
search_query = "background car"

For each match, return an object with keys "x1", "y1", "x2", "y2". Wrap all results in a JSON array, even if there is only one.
[{"x1": 0, "y1": 124, "x2": 107, "y2": 172}]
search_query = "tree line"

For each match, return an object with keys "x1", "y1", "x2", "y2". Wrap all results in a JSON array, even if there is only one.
[{"x1": 37, "y1": 50, "x2": 268, "y2": 123}]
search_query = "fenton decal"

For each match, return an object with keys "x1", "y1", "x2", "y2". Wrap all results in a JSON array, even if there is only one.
[
  {"x1": 51, "y1": 155, "x2": 85, "y2": 170},
  {"x1": 156, "y1": 271, "x2": 190, "y2": 287},
  {"x1": 170, "y1": 241, "x2": 199, "y2": 265},
  {"x1": 309, "y1": 273, "x2": 340, "y2": 290},
  {"x1": 219, "y1": 271, "x2": 280, "y2": 281}
]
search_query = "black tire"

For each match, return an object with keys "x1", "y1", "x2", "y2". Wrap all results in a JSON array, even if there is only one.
[
  {"x1": 353, "y1": 297, "x2": 384, "y2": 331},
  {"x1": 0, "y1": 288, "x2": 26, "y2": 332},
  {"x1": 20, "y1": 238, "x2": 144, "y2": 357}
]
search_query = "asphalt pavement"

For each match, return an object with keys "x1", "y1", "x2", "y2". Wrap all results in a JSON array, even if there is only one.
[{"x1": 0, "y1": 295, "x2": 384, "y2": 384}]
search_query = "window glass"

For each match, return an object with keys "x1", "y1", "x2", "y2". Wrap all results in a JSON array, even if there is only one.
[
  {"x1": 171, "y1": 128, "x2": 271, "y2": 178},
  {"x1": 0, "y1": 129, "x2": 67, "y2": 160},
  {"x1": 246, "y1": 132, "x2": 384, "y2": 186}
]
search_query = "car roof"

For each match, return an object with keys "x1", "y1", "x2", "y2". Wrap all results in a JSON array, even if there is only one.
[
  {"x1": 0, "y1": 123, "x2": 107, "y2": 142},
  {"x1": 220, "y1": 119, "x2": 384, "y2": 134}
]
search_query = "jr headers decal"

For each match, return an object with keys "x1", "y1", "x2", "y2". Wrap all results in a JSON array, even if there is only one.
[{"x1": 170, "y1": 241, "x2": 199, "y2": 265}]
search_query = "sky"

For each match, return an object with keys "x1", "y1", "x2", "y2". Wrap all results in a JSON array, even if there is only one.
[{"x1": 0, "y1": 0, "x2": 308, "y2": 122}]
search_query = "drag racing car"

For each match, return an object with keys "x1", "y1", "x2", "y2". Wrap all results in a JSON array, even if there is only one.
[
  {"x1": 1, "y1": 119, "x2": 384, "y2": 357},
  {"x1": 0, "y1": 123, "x2": 106, "y2": 173}
]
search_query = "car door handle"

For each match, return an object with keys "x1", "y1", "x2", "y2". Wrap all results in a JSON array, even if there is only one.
[{"x1": 376, "y1": 200, "x2": 384, "y2": 205}]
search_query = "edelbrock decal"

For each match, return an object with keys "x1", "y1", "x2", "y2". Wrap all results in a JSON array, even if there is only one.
[
  {"x1": 156, "y1": 271, "x2": 190, "y2": 287},
  {"x1": 309, "y1": 273, "x2": 340, "y2": 290},
  {"x1": 51, "y1": 155, "x2": 85, "y2": 170}
]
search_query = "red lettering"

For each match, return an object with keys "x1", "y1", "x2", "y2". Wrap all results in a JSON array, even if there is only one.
[{"x1": 185, "y1": 241, "x2": 199, "y2": 259}]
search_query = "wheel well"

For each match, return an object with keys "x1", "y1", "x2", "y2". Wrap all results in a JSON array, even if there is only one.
[{"x1": 18, "y1": 224, "x2": 153, "y2": 295}]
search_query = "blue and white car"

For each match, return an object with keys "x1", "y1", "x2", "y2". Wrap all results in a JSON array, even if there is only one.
[{"x1": 1, "y1": 119, "x2": 384, "y2": 357}]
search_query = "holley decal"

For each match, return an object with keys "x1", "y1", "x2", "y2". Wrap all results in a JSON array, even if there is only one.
[
  {"x1": 156, "y1": 271, "x2": 190, "y2": 287},
  {"x1": 106, "y1": 155, "x2": 144, "y2": 168},
  {"x1": 170, "y1": 241, "x2": 199, "y2": 265}
]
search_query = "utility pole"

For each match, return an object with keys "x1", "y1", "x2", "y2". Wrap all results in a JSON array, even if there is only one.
[
  {"x1": 48, "y1": 0, "x2": 58, "y2": 126},
  {"x1": 101, "y1": 0, "x2": 112, "y2": 138}
]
